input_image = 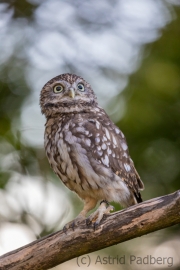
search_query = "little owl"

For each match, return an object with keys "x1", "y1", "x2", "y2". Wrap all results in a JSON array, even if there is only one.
[{"x1": 40, "y1": 73, "x2": 144, "y2": 231}]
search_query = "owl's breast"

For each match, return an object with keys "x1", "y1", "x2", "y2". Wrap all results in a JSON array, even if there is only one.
[
  {"x1": 43, "y1": 113, "x2": 139, "y2": 204},
  {"x1": 44, "y1": 116, "x2": 91, "y2": 194}
]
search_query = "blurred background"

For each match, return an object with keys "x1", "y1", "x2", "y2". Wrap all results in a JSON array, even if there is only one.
[{"x1": 0, "y1": 0, "x2": 180, "y2": 269}]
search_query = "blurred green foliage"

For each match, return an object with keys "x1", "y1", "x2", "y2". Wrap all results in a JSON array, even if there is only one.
[{"x1": 120, "y1": 9, "x2": 180, "y2": 201}]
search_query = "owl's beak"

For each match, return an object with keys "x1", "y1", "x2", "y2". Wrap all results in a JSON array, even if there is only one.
[{"x1": 69, "y1": 88, "x2": 75, "y2": 98}]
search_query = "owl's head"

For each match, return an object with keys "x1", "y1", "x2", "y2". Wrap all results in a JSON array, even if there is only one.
[{"x1": 40, "y1": 73, "x2": 98, "y2": 117}]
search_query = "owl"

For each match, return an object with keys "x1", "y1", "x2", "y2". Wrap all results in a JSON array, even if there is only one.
[{"x1": 40, "y1": 73, "x2": 144, "y2": 231}]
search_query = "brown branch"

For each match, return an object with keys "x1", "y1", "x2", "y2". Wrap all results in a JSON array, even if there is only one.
[{"x1": 0, "y1": 190, "x2": 180, "y2": 270}]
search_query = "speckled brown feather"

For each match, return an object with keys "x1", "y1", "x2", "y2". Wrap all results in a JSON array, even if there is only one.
[{"x1": 40, "y1": 73, "x2": 144, "y2": 210}]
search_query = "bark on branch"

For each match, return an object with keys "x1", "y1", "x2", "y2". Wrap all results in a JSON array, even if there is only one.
[{"x1": 0, "y1": 190, "x2": 180, "y2": 270}]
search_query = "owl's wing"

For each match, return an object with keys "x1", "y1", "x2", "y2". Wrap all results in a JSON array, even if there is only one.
[{"x1": 82, "y1": 114, "x2": 144, "y2": 202}]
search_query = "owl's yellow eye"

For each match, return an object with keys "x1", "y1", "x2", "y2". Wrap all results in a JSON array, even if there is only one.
[
  {"x1": 53, "y1": 85, "x2": 64, "y2": 93},
  {"x1": 77, "y1": 83, "x2": 85, "y2": 92}
]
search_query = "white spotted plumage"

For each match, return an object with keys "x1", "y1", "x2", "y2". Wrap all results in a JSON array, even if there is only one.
[{"x1": 40, "y1": 73, "x2": 144, "y2": 229}]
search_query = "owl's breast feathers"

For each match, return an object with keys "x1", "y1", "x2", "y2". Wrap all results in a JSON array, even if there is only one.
[{"x1": 44, "y1": 107, "x2": 144, "y2": 205}]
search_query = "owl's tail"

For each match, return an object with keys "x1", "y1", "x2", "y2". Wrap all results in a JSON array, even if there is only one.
[{"x1": 134, "y1": 191, "x2": 143, "y2": 203}]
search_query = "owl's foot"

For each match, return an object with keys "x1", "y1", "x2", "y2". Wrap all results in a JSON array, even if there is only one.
[
  {"x1": 63, "y1": 214, "x2": 85, "y2": 233},
  {"x1": 86, "y1": 200, "x2": 114, "y2": 230}
]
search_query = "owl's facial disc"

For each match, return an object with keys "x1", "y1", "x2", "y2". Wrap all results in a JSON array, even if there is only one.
[{"x1": 40, "y1": 73, "x2": 98, "y2": 116}]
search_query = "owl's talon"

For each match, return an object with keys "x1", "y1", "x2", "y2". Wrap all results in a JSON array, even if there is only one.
[
  {"x1": 62, "y1": 214, "x2": 85, "y2": 233},
  {"x1": 86, "y1": 201, "x2": 114, "y2": 229},
  {"x1": 71, "y1": 221, "x2": 75, "y2": 231},
  {"x1": 63, "y1": 225, "x2": 68, "y2": 234},
  {"x1": 106, "y1": 205, "x2": 115, "y2": 213},
  {"x1": 86, "y1": 218, "x2": 91, "y2": 226},
  {"x1": 93, "y1": 221, "x2": 100, "y2": 230}
]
